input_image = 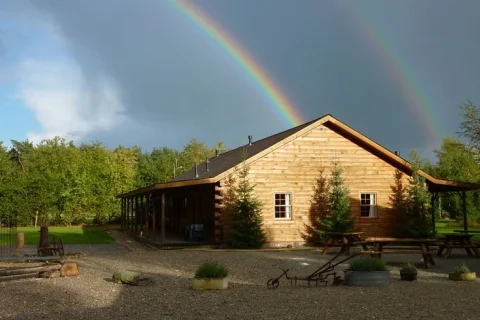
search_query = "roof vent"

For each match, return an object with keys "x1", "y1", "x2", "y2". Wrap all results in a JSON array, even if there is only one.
[
  {"x1": 394, "y1": 151, "x2": 400, "y2": 156},
  {"x1": 194, "y1": 163, "x2": 199, "y2": 178},
  {"x1": 206, "y1": 158, "x2": 210, "y2": 172},
  {"x1": 248, "y1": 135, "x2": 253, "y2": 146},
  {"x1": 215, "y1": 149, "x2": 219, "y2": 157}
]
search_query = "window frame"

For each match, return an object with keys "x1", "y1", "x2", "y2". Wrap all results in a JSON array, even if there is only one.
[
  {"x1": 359, "y1": 192, "x2": 377, "y2": 218},
  {"x1": 274, "y1": 192, "x2": 293, "y2": 220}
]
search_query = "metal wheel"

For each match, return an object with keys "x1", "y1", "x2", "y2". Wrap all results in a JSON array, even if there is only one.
[
  {"x1": 267, "y1": 278, "x2": 280, "y2": 289},
  {"x1": 57, "y1": 239, "x2": 64, "y2": 256}
]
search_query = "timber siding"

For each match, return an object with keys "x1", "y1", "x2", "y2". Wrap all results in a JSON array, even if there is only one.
[{"x1": 220, "y1": 124, "x2": 410, "y2": 246}]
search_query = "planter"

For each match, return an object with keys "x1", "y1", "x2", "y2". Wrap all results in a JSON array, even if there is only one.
[
  {"x1": 400, "y1": 271, "x2": 417, "y2": 281},
  {"x1": 344, "y1": 270, "x2": 390, "y2": 287},
  {"x1": 448, "y1": 272, "x2": 476, "y2": 281},
  {"x1": 192, "y1": 277, "x2": 228, "y2": 290}
]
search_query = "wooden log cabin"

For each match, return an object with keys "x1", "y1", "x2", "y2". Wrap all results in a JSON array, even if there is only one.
[{"x1": 117, "y1": 114, "x2": 480, "y2": 247}]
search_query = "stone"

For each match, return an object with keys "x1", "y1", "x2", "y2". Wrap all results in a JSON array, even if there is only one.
[
  {"x1": 112, "y1": 270, "x2": 153, "y2": 286},
  {"x1": 60, "y1": 262, "x2": 79, "y2": 277},
  {"x1": 39, "y1": 270, "x2": 60, "y2": 279}
]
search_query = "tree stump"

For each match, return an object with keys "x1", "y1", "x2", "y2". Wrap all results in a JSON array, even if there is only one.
[
  {"x1": 39, "y1": 225, "x2": 51, "y2": 256},
  {"x1": 17, "y1": 233, "x2": 24, "y2": 249}
]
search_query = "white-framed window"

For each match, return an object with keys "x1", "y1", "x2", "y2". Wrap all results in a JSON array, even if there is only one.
[
  {"x1": 360, "y1": 192, "x2": 377, "y2": 218},
  {"x1": 274, "y1": 193, "x2": 292, "y2": 219}
]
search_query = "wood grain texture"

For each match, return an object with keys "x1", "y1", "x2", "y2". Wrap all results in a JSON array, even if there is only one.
[{"x1": 219, "y1": 124, "x2": 411, "y2": 244}]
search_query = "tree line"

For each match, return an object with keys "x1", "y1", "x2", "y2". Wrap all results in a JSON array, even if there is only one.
[
  {"x1": 0, "y1": 137, "x2": 227, "y2": 226},
  {"x1": 1, "y1": 100, "x2": 480, "y2": 229}
]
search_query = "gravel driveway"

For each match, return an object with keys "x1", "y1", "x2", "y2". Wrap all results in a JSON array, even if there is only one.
[{"x1": 1, "y1": 231, "x2": 479, "y2": 320}]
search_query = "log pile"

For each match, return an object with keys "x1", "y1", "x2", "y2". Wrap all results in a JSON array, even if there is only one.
[{"x1": 0, "y1": 261, "x2": 79, "y2": 282}]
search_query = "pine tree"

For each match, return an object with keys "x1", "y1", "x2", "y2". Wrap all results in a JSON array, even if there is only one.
[
  {"x1": 226, "y1": 150, "x2": 267, "y2": 249},
  {"x1": 389, "y1": 170, "x2": 408, "y2": 237},
  {"x1": 302, "y1": 167, "x2": 330, "y2": 243},
  {"x1": 320, "y1": 161, "x2": 356, "y2": 233},
  {"x1": 404, "y1": 161, "x2": 432, "y2": 238}
]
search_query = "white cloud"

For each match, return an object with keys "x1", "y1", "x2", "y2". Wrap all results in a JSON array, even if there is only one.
[{"x1": 15, "y1": 59, "x2": 127, "y2": 144}]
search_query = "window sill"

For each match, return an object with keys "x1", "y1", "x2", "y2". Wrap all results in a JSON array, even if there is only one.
[{"x1": 273, "y1": 219, "x2": 294, "y2": 223}]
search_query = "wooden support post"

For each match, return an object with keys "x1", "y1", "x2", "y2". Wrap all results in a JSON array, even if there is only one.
[
  {"x1": 135, "y1": 196, "x2": 139, "y2": 234},
  {"x1": 161, "y1": 192, "x2": 166, "y2": 246},
  {"x1": 146, "y1": 194, "x2": 150, "y2": 239},
  {"x1": 462, "y1": 191, "x2": 468, "y2": 232},
  {"x1": 120, "y1": 198, "x2": 124, "y2": 231},
  {"x1": 125, "y1": 198, "x2": 130, "y2": 231},
  {"x1": 152, "y1": 194, "x2": 156, "y2": 241},
  {"x1": 430, "y1": 192, "x2": 437, "y2": 235},
  {"x1": 122, "y1": 198, "x2": 126, "y2": 231},
  {"x1": 130, "y1": 197, "x2": 134, "y2": 233}
]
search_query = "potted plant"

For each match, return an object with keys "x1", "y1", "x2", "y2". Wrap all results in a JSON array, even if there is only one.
[
  {"x1": 448, "y1": 263, "x2": 476, "y2": 281},
  {"x1": 399, "y1": 261, "x2": 418, "y2": 281},
  {"x1": 344, "y1": 257, "x2": 390, "y2": 286},
  {"x1": 192, "y1": 261, "x2": 229, "y2": 290}
]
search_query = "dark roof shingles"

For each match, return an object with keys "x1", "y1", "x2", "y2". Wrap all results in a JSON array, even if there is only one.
[{"x1": 171, "y1": 117, "x2": 322, "y2": 182}]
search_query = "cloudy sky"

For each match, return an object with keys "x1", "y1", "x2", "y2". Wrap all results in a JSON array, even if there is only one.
[{"x1": 1, "y1": 0, "x2": 479, "y2": 159}]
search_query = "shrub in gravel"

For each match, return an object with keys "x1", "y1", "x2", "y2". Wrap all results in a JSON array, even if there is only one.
[
  {"x1": 195, "y1": 261, "x2": 228, "y2": 279},
  {"x1": 349, "y1": 257, "x2": 387, "y2": 272}
]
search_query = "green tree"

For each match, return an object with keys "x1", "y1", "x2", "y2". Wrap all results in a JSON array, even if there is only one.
[
  {"x1": 320, "y1": 161, "x2": 355, "y2": 233},
  {"x1": 458, "y1": 100, "x2": 480, "y2": 153},
  {"x1": 400, "y1": 151, "x2": 433, "y2": 238},
  {"x1": 302, "y1": 167, "x2": 330, "y2": 243},
  {"x1": 433, "y1": 137, "x2": 480, "y2": 221},
  {"x1": 389, "y1": 170, "x2": 408, "y2": 237},
  {"x1": 226, "y1": 149, "x2": 267, "y2": 249}
]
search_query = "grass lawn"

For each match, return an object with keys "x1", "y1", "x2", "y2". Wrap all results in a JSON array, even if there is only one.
[
  {"x1": 15, "y1": 226, "x2": 119, "y2": 245},
  {"x1": 436, "y1": 220, "x2": 480, "y2": 240}
]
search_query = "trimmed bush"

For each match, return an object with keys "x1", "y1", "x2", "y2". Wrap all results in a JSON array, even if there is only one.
[
  {"x1": 349, "y1": 258, "x2": 387, "y2": 272},
  {"x1": 194, "y1": 262, "x2": 228, "y2": 279}
]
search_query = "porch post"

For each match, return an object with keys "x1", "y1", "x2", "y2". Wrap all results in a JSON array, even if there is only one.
[
  {"x1": 130, "y1": 196, "x2": 134, "y2": 232},
  {"x1": 126, "y1": 198, "x2": 130, "y2": 231},
  {"x1": 430, "y1": 192, "x2": 437, "y2": 235},
  {"x1": 120, "y1": 198, "x2": 124, "y2": 231},
  {"x1": 462, "y1": 191, "x2": 468, "y2": 232},
  {"x1": 161, "y1": 192, "x2": 166, "y2": 246},
  {"x1": 152, "y1": 193, "x2": 156, "y2": 241},
  {"x1": 146, "y1": 194, "x2": 150, "y2": 240}
]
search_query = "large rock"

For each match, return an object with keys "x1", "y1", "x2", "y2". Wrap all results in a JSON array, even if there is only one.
[
  {"x1": 112, "y1": 270, "x2": 153, "y2": 286},
  {"x1": 60, "y1": 262, "x2": 79, "y2": 277}
]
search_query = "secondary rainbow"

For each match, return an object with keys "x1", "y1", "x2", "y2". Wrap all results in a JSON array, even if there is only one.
[
  {"x1": 167, "y1": 0, "x2": 304, "y2": 127},
  {"x1": 338, "y1": 2, "x2": 445, "y2": 141}
]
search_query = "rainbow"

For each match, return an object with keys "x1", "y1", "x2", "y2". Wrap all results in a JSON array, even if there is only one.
[
  {"x1": 338, "y1": 2, "x2": 445, "y2": 141},
  {"x1": 167, "y1": 0, "x2": 304, "y2": 127}
]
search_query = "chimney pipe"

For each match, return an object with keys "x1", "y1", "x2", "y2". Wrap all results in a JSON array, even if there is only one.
[
  {"x1": 248, "y1": 135, "x2": 253, "y2": 145},
  {"x1": 194, "y1": 163, "x2": 199, "y2": 178},
  {"x1": 215, "y1": 149, "x2": 219, "y2": 157},
  {"x1": 206, "y1": 158, "x2": 210, "y2": 172}
]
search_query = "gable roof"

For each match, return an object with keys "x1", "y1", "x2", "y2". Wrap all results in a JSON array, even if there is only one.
[{"x1": 117, "y1": 114, "x2": 480, "y2": 198}]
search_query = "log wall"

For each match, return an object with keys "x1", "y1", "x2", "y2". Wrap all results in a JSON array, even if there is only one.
[{"x1": 219, "y1": 124, "x2": 411, "y2": 246}]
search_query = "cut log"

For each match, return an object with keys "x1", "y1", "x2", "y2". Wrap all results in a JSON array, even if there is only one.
[{"x1": 0, "y1": 264, "x2": 61, "y2": 277}]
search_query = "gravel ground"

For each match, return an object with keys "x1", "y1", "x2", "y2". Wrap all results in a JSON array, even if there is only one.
[{"x1": 1, "y1": 232, "x2": 480, "y2": 320}]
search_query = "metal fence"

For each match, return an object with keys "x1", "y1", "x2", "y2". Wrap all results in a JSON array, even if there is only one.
[{"x1": 0, "y1": 214, "x2": 17, "y2": 257}]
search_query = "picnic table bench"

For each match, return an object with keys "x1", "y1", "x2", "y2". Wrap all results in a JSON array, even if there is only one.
[
  {"x1": 321, "y1": 232, "x2": 368, "y2": 255},
  {"x1": 436, "y1": 233, "x2": 480, "y2": 258},
  {"x1": 360, "y1": 237, "x2": 437, "y2": 269}
]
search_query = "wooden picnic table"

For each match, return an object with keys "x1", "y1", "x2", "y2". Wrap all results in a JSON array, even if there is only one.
[
  {"x1": 436, "y1": 233, "x2": 480, "y2": 258},
  {"x1": 361, "y1": 237, "x2": 437, "y2": 269},
  {"x1": 322, "y1": 232, "x2": 368, "y2": 255}
]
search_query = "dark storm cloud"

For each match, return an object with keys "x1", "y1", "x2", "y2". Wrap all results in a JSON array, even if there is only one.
[{"x1": 7, "y1": 0, "x2": 480, "y2": 155}]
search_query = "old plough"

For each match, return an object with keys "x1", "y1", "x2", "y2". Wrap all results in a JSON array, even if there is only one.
[{"x1": 267, "y1": 251, "x2": 359, "y2": 288}]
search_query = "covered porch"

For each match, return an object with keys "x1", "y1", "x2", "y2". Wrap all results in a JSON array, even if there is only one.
[
  {"x1": 427, "y1": 177, "x2": 480, "y2": 234},
  {"x1": 117, "y1": 180, "x2": 224, "y2": 247}
]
